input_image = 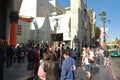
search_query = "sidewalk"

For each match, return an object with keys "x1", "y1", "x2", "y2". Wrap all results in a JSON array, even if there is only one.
[
  {"x1": 75, "y1": 58, "x2": 114, "y2": 80},
  {"x1": 4, "y1": 58, "x2": 114, "y2": 80},
  {"x1": 4, "y1": 60, "x2": 29, "y2": 80},
  {"x1": 76, "y1": 65, "x2": 113, "y2": 80}
]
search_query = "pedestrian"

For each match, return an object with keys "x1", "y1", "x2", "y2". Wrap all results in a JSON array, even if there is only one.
[
  {"x1": 20, "y1": 45, "x2": 26, "y2": 62},
  {"x1": 103, "y1": 50, "x2": 110, "y2": 66},
  {"x1": 34, "y1": 45, "x2": 40, "y2": 80},
  {"x1": 81, "y1": 47, "x2": 86, "y2": 65},
  {"x1": 99, "y1": 48, "x2": 104, "y2": 64},
  {"x1": 26, "y1": 46, "x2": 35, "y2": 80},
  {"x1": 11, "y1": 45, "x2": 17, "y2": 63},
  {"x1": 5, "y1": 45, "x2": 13, "y2": 68},
  {"x1": 82, "y1": 50, "x2": 94, "y2": 80},
  {"x1": 45, "y1": 52, "x2": 61, "y2": 80},
  {"x1": 16, "y1": 45, "x2": 22, "y2": 64},
  {"x1": 38, "y1": 52, "x2": 49, "y2": 80},
  {"x1": 82, "y1": 46, "x2": 95, "y2": 80},
  {"x1": 60, "y1": 49, "x2": 76, "y2": 80},
  {"x1": 70, "y1": 48, "x2": 77, "y2": 60},
  {"x1": 95, "y1": 47, "x2": 101, "y2": 66}
]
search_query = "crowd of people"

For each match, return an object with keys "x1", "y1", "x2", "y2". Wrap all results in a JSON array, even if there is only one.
[
  {"x1": 0, "y1": 41, "x2": 111, "y2": 80},
  {"x1": 81, "y1": 46, "x2": 110, "y2": 80},
  {"x1": 26, "y1": 44, "x2": 77, "y2": 80}
]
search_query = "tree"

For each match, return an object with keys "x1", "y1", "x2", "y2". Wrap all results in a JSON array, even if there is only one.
[
  {"x1": 99, "y1": 11, "x2": 106, "y2": 21},
  {"x1": 99, "y1": 11, "x2": 107, "y2": 42}
]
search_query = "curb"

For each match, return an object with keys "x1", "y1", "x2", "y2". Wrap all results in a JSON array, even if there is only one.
[{"x1": 107, "y1": 64, "x2": 114, "y2": 80}]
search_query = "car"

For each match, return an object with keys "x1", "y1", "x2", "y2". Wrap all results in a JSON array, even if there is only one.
[{"x1": 110, "y1": 50, "x2": 120, "y2": 57}]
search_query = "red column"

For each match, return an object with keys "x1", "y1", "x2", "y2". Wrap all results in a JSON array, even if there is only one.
[
  {"x1": 9, "y1": 11, "x2": 19, "y2": 46},
  {"x1": 10, "y1": 22, "x2": 17, "y2": 46}
]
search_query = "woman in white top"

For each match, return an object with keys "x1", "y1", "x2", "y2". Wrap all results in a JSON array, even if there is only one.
[{"x1": 82, "y1": 49, "x2": 94, "y2": 80}]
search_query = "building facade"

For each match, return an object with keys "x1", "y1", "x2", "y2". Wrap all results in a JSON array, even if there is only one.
[
  {"x1": 88, "y1": 8, "x2": 96, "y2": 46},
  {"x1": 17, "y1": 0, "x2": 96, "y2": 50}
]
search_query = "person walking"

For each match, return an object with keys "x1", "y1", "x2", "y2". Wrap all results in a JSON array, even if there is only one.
[
  {"x1": 5, "y1": 45, "x2": 13, "y2": 68},
  {"x1": 103, "y1": 50, "x2": 110, "y2": 66},
  {"x1": 82, "y1": 46, "x2": 95, "y2": 80},
  {"x1": 38, "y1": 51, "x2": 50, "y2": 80},
  {"x1": 34, "y1": 45, "x2": 40, "y2": 80},
  {"x1": 45, "y1": 52, "x2": 61, "y2": 80},
  {"x1": 60, "y1": 49, "x2": 76, "y2": 80},
  {"x1": 26, "y1": 46, "x2": 35, "y2": 80},
  {"x1": 82, "y1": 50, "x2": 94, "y2": 80}
]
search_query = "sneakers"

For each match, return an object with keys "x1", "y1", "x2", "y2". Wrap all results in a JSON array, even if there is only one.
[{"x1": 96, "y1": 64, "x2": 99, "y2": 67}]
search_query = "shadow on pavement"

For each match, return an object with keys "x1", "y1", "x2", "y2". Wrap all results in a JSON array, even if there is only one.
[
  {"x1": 93, "y1": 66, "x2": 99, "y2": 75},
  {"x1": 116, "y1": 77, "x2": 120, "y2": 80}
]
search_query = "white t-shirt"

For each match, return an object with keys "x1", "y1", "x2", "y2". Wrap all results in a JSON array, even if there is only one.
[
  {"x1": 99, "y1": 49, "x2": 104, "y2": 56},
  {"x1": 89, "y1": 50, "x2": 94, "y2": 58},
  {"x1": 84, "y1": 51, "x2": 94, "y2": 65}
]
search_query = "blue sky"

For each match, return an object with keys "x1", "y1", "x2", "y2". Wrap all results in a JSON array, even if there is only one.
[{"x1": 57, "y1": 0, "x2": 120, "y2": 40}]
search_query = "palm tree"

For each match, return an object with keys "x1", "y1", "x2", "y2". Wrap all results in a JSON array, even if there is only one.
[
  {"x1": 99, "y1": 11, "x2": 106, "y2": 21},
  {"x1": 99, "y1": 11, "x2": 107, "y2": 43}
]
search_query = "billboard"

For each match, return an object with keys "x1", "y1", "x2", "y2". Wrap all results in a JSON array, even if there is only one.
[{"x1": 51, "y1": 33, "x2": 63, "y2": 41}]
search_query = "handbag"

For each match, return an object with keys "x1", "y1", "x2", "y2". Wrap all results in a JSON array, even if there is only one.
[
  {"x1": 38, "y1": 60, "x2": 46, "y2": 80},
  {"x1": 88, "y1": 58, "x2": 94, "y2": 63}
]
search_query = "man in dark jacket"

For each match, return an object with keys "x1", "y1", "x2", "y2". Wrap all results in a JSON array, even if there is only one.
[
  {"x1": 26, "y1": 47, "x2": 35, "y2": 80},
  {"x1": 6, "y1": 45, "x2": 13, "y2": 67}
]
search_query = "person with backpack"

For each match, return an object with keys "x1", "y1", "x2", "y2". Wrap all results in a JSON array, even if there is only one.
[
  {"x1": 60, "y1": 49, "x2": 76, "y2": 80},
  {"x1": 103, "y1": 50, "x2": 110, "y2": 66}
]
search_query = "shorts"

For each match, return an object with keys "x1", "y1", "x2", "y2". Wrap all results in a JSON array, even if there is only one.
[
  {"x1": 85, "y1": 65, "x2": 92, "y2": 72},
  {"x1": 104, "y1": 57, "x2": 109, "y2": 61},
  {"x1": 27, "y1": 62, "x2": 34, "y2": 71}
]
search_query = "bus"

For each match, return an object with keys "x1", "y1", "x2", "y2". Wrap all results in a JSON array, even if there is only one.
[{"x1": 106, "y1": 42, "x2": 120, "y2": 57}]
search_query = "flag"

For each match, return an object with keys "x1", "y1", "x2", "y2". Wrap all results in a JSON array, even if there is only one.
[{"x1": 104, "y1": 32, "x2": 108, "y2": 37}]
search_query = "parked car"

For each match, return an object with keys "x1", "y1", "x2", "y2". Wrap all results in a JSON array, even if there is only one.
[{"x1": 110, "y1": 50, "x2": 120, "y2": 57}]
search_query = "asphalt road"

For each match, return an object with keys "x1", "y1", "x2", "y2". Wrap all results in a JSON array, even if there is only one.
[{"x1": 110, "y1": 57, "x2": 120, "y2": 80}]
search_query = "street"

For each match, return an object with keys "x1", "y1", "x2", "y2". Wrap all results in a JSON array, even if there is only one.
[{"x1": 110, "y1": 57, "x2": 120, "y2": 80}]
